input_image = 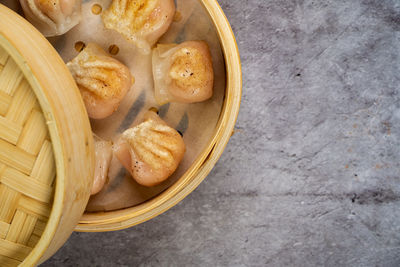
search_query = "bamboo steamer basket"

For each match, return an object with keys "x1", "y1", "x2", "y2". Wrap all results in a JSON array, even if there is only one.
[
  {"x1": 0, "y1": 4, "x2": 94, "y2": 266},
  {"x1": 77, "y1": 0, "x2": 242, "y2": 232},
  {"x1": 0, "y1": 0, "x2": 241, "y2": 264}
]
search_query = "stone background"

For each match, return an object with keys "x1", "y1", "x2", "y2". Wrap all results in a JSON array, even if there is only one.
[{"x1": 42, "y1": 0, "x2": 400, "y2": 266}]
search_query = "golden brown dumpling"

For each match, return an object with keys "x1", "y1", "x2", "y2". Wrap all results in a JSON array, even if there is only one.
[
  {"x1": 67, "y1": 43, "x2": 132, "y2": 119},
  {"x1": 19, "y1": 0, "x2": 81, "y2": 36},
  {"x1": 91, "y1": 135, "x2": 112, "y2": 195},
  {"x1": 152, "y1": 41, "x2": 214, "y2": 105},
  {"x1": 102, "y1": 0, "x2": 175, "y2": 54},
  {"x1": 114, "y1": 111, "x2": 185, "y2": 187}
]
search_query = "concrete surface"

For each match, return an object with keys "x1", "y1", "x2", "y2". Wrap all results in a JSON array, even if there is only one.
[{"x1": 42, "y1": 0, "x2": 400, "y2": 266}]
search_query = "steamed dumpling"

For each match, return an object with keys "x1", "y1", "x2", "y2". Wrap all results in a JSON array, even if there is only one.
[
  {"x1": 67, "y1": 43, "x2": 132, "y2": 119},
  {"x1": 152, "y1": 41, "x2": 214, "y2": 105},
  {"x1": 91, "y1": 135, "x2": 113, "y2": 195},
  {"x1": 102, "y1": 0, "x2": 175, "y2": 54},
  {"x1": 114, "y1": 111, "x2": 185, "y2": 187},
  {"x1": 19, "y1": 0, "x2": 81, "y2": 36}
]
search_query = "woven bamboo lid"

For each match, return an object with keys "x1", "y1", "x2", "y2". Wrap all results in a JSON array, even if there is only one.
[{"x1": 0, "y1": 4, "x2": 94, "y2": 266}]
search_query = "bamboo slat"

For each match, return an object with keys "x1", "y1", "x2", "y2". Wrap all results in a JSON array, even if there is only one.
[
  {"x1": 0, "y1": 221, "x2": 9, "y2": 239},
  {"x1": 6, "y1": 79, "x2": 37, "y2": 125},
  {"x1": 1, "y1": 167, "x2": 54, "y2": 204},
  {"x1": 32, "y1": 220, "x2": 46, "y2": 237},
  {"x1": 0, "y1": 139, "x2": 36, "y2": 175},
  {"x1": 4, "y1": 210, "x2": 26, "y2": 243},
  {"x1": 30, "y1": 140, "x2": 56, "y2": 185},
  {"x1": 0, "y1": 115, "x2": 22, "y2": 145},
  {"x1": 5, "y1": 210, "x2": 37, "y2": 245},
  {"x1": 27, "y1": 234, "x2": 40, "y2": 248},
  {"x1": 0, "y1": 239, "x2": 32, "y2": 261},
  {"x1": 17, "y1": 216, "x2": 37, "y2": 246},
  {"x1": 0, "y1": 91, "x2": 12, "y2": 116},
  {"x1": 17, "y1": 109, "x2": 48, "y2": 155},
  {"x1": 0, "y1": 255, "x2": 21, "y2": 267},
  {"x1": 0, "y1": 46, "x2": 8, "y2": 65},
  {"x1": 18, "y1": 195, "x2": 51, "y2": 221},
  {"x1": 0, "y1": 184, "x2": 20, "y2": 223},
  {"x1": 0, "y1": 57, "x2": 22, "y2": 95}
]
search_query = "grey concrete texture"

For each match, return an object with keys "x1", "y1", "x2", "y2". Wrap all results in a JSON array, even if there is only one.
[{"x1": 42, "y1": 0, "x2": 400, "y2": 266}]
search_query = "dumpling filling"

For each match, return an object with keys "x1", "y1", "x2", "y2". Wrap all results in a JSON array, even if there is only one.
[
  {"x1": 19, "y1": 0, "x2": 82, "y2": 36},
  {"x1": 152, "y1": 41, "x2": 214, "y2": 105},
  {"x1": 91, "y1": 135, "x2": 113, "y2": 195},
  {"x1": 102, "y1": 0, "x2": 175, "y2": 54},
  {"x1": 114, "y1": 111, "x2": 185, "y2": 187},
  {"x1": 67, "y1": 43, "x2": 132, "y2": 119}
]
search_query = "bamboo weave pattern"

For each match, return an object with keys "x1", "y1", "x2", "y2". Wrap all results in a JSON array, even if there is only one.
[{"x1": 0, "y1": 46, "x2": 55, "y2": 266}]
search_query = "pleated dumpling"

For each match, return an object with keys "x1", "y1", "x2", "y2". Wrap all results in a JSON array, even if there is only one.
[
  {"x1": 67, "y1": 43, "x2": 132, "y2": 119},
  {"x1": 102, "y1": 0, "x2": 175, "y2": 54},
  {"x1": 152, "y1": 41, "x2": 214, "y2": 105},
  {"x1": 91, "y1": 135, "x2": 113, "y2": 195},
  {"x1": 114, "y1": 111, "x2": 185, "y2": 187},
  {"x1": 19, "y1": 0, "x2": 81, "y2": 36}
]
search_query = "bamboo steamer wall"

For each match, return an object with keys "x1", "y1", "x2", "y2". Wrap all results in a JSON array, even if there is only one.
[
  {"x1": 77, "y1": 0, "x2": 242, "y2": 232},
  {"x1": 0, "y1": 5, "x2": 94, "y2": 266}
]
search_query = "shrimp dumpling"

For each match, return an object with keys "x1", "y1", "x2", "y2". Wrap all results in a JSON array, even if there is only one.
[
  {"x1": 67, "y1": 43, "x2": 132, "y2": 119},
  {"x1": 114, "y1": 111, "x2": 185, "y2": 187},
  {"x1": 152, "y1": 41, "x2": 214, "y2": 105},
  {"x1": 91, "y1": 135, "x2": 113, "y2": 195},
  {"x1": 19, "y1": 0, "x2": 81, "y2": 36},
  {"x1": 102, "y1": 0, "x2": 175, "y2": 54}
]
